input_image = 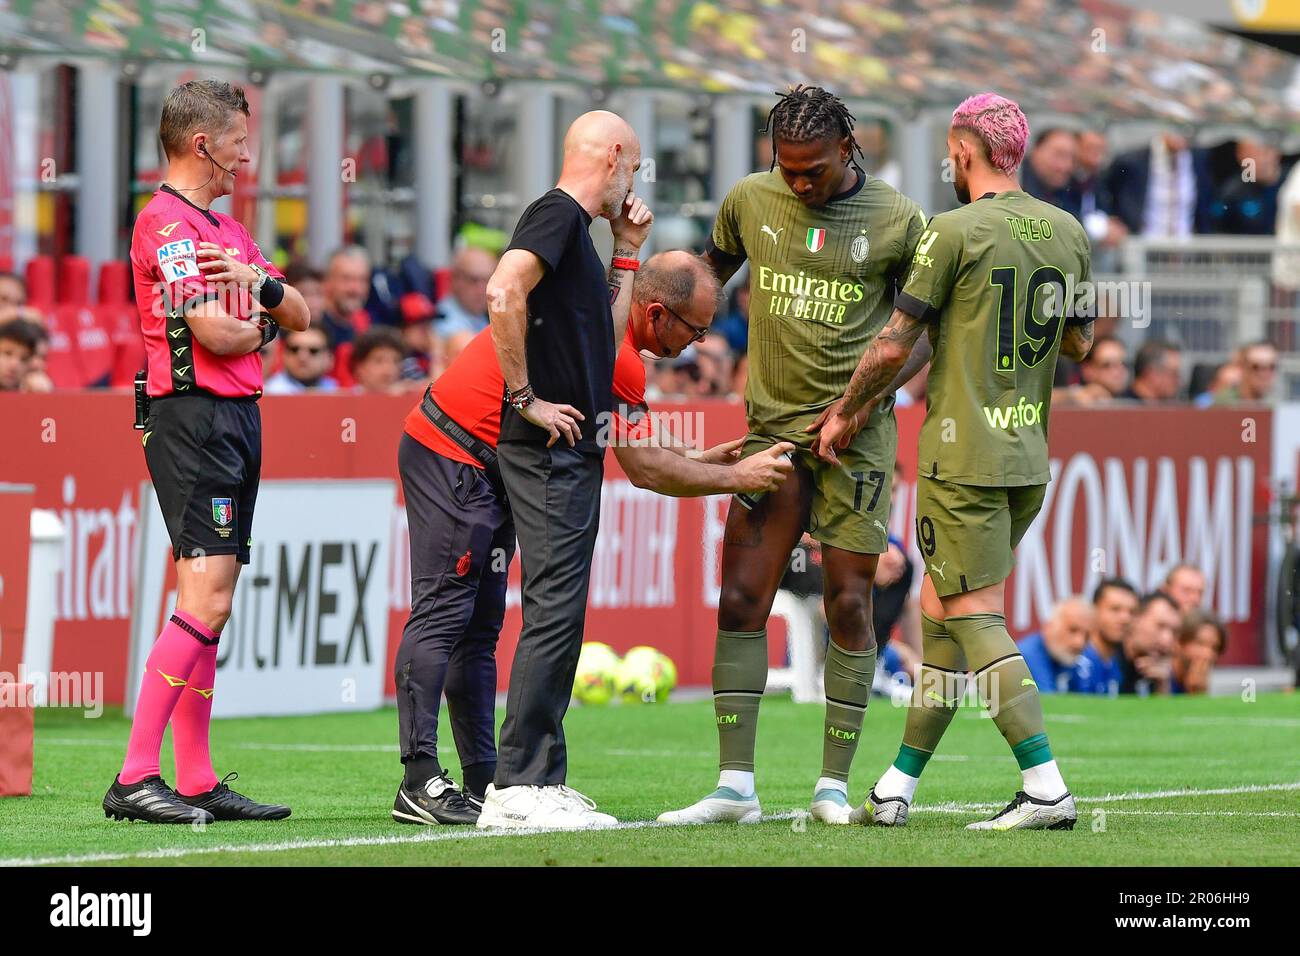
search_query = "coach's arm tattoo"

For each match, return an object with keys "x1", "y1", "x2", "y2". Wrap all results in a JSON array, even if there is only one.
[
  {"x1": 608, "y1": 245, "x2": 639, "y2": 344},
  {"x1": 1059, "y1": 319, "x2": 1095, "y2": 363},
  {"x1": 841, "y1": 308, "x2": 929, "y2": 417}
]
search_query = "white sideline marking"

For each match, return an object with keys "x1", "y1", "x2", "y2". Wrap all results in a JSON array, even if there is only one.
[
  {"x1": 4, "y1": 781, "x2": 1297, "y2": 868},
  {"x1": 0, "y1": 812, "x2": 806, "y2": 868},
  {"x1": 917, "y1": 780, "x2": 1300, "y2": 813}
]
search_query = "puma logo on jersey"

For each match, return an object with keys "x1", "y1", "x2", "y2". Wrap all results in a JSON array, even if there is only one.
[
  {"x1": 760, "y1": 225, "x2": 783, "y2": 244},
  {"x1": 930, "y1": 561, "x2": 947, "y2": 580},
  {"x1": 872, "y1": 519, "x2": 887, "y2": 532},
  {"x1": 156, "y1": 221, "x2": 182, "y2": 238}
]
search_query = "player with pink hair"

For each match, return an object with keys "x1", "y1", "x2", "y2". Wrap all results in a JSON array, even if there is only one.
[
  {"x1": 949, "y1": 92, "x2": 1030, "y2": 182},
  {"x1": 810, "y1": 93, "x2": 1094, "y2": 831}
]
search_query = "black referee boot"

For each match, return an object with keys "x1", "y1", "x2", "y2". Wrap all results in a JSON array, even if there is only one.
[
  {"x1": 175, "y1": 772, "x2": 292, "y2": 821},
  {"x1": 392, "y1": 771, "x2": 480, "y2": 825},
  {"x1": 103, "y1": 775, "x2": 215, "y2": 825}
]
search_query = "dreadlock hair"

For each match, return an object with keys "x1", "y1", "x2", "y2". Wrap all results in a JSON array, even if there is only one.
[{"x1": 763, "y1": 85, "x2": 865, "y2": 171}]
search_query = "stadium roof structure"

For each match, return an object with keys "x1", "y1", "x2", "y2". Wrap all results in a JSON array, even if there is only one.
[{"x1": 1, "y1": 0, "x2": 1297, "y2": 129}]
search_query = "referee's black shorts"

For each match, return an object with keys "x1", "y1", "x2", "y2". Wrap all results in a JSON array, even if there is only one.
[{"x1": 143, "y1": 392, "x2": 262, "y2": 565}]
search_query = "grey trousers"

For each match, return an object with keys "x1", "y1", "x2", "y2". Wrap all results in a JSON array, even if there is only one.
[{"x1": 494, "y1": 440, "x2": 604, "y2": 787}]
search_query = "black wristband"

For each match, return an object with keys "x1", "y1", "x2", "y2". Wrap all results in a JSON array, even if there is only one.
[
  {"x1": 257, "y1": 276, "x2": 285, "y2": 309},
  {"x1": 258, "y1": 314, "x2": 280, "y2": 348}
]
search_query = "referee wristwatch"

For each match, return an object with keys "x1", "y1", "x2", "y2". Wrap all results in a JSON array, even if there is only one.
[{"x1": 249, "y1": 262, "x2": 270, "y2": 297}]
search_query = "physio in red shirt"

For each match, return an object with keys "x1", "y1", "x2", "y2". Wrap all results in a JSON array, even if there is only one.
[
  {"x1": 108, "y1": 80, "x2": 311, "y2": 826},
  {"x1": 390, "y1": 249, "x2": 795, "y2": 823}
]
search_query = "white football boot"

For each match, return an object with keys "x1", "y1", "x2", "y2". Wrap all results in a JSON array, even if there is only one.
[
  {"x1": 966, "y1": 791, "x2": 1077, "y2": 831},
  {"x1": 657, "y1": 787, "x2": 762, "y2": 825},
  {"x1": 475, "y1": 783, "x2": 618, "y2": 830},
  {"x1": 809, "y1": 787, "x2": 853, "y2": 825},
  {"x1": 848, "y1": 788, "x2": 910, "y2": 827}
]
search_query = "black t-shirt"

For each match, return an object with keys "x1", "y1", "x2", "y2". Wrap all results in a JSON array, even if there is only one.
[{"x1": 498, "y1": 188, "x2": 614, "y2": 456}]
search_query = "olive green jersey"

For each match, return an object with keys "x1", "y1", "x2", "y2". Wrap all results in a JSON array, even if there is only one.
[
  {"x1": 897, "y1": 190, "x2": 1092, "y2": 487},
  {"x1": 710, "y1": 168, "x2": 926, "y2": 435}
]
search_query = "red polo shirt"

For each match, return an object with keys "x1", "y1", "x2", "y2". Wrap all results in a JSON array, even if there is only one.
[{"x1": 404, "y1": 325, "x2": 652, "y2": 468}]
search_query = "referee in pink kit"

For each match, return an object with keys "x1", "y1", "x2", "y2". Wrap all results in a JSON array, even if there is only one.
[{"x1": 104, "y1": 80, "x2": 310, "y2": 824}]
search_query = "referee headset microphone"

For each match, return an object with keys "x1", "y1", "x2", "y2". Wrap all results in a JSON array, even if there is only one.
[{"x1": 199, "y1": 140, "x2": 239, "y2": 177}]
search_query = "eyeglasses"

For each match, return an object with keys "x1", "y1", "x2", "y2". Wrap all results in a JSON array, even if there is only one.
[
  {"x1": 286, "y1": 344, "x2": 326, "y2": 356},
  {"x1": 658, "y1": 303, "x2": 709, "y2": 343}
]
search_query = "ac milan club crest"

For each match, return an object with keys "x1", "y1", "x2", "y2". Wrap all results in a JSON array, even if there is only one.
[
  {"x1": 805, "y1": 227, "x2": 826, "y2": 253},
  {"x1": 851, "y1": 233, "x2": 870, "y2": 263},
  {"x1": 456, "y1": 549, "x2": 472, "y2": 576}
]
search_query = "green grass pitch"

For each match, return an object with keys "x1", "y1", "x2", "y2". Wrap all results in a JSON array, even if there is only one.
[{"x1": 2, "y1": 692, "x2": 1297, "y2": 866}]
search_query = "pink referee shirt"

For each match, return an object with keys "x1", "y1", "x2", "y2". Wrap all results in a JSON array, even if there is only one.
[{"x1": 130, "y1": 184, "x2": 284, "y2": 397}]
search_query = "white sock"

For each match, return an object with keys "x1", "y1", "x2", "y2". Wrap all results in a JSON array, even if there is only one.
[
  {"x1": 874, "y1": 764, "x2": 920, "y2": 803},
  {"x1": 814, "y1": 776, "x2": 847, "y2": 798},
  {"x1": 1021, "y1": 760, "x2": 1068, "y2": 801},
  {"x1": 718, "y1": 770, "x2": 755, "y2": 798}
]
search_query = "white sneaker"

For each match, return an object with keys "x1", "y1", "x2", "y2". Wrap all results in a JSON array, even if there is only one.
[
  {"x1": 475, "y1": 783, "x2": 618, "y2": 830},
  {"x1": 849, "y1": 788, "x2": 910, "y2": 827},
  {"x1": 965, "y1": 791, "x2": 1076, "y2": 831},
  {"x1": 809, "y1": 787, "x2": 852, "y2": 825},
  {"x1": 657, "y1": 787, "x2": 761, "y2": 825},
  {"x1": 552, "y1": 785, "x2": 618, "y2": 827}
]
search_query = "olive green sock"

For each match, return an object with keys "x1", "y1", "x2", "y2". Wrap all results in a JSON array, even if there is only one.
[
  {"x1": 713, "y1": 628, "x2": 768, "y2": 772},
  {"x1": 943, "y1": 612, "x2": 1049, "y2": 760},
  {"x1": 820, "y1": 641, "x2": 876, "y2": 782},
  {"x1": 901, "y1": 612, "x2": 967, "y2": 759}
]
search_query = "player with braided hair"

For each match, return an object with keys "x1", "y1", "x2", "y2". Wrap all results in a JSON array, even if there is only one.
[{"x1": 658, "y1": 86, "x2": 930, "y2": 827}]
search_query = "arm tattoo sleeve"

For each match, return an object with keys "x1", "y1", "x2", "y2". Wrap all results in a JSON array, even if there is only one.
[
  {"x1": 1061, "y1": 320, "x2": 1095, "y2": 361},
  {"x1": 841, "y1": 309, "x2": 928, "y2": 416}
]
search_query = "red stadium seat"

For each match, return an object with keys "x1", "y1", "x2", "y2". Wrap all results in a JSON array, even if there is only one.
[
  {"x1": 24, "y1": 256, "x2": 55, "y2": 308},
  {"x1": 58, "y1": 255, "x2": 91, "y2": 306},
  {"x1": 105, "y1": 303, "x2": 145, "y2": 388},
  {"x1": 46, "y1": 304, "x2": 113, "y2": 388},
  {"x1": 97, "y1": 260, "x2": 131, "y2": 305},
  {"x1": 41, "y1": 307, "x2": 83, "y2": 388}
]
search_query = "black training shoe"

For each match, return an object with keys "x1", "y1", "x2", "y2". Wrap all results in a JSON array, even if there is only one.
[
  {"x1": 462, "y1": 788, "x2": 486, "y2": 814},
  {"x1": 175, "y1": 772, "x2": 292, "y2": 821},
  {"x1": 392, "y1": 772, "x2": 480, "y2": 825},
  {"x1": 103, "y1": 775, "x2": 215, "y2": 825}
]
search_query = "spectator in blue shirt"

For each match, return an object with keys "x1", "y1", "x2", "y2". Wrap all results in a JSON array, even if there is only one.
[
  {"x1": 1016, "y1": 597, "x2": 1093, "y2": 693},
  {"x1": 435, "y1": 247, "x2": 497, "y2": 337},
  {"x1": 1070, "y1": 577, "x2": 1138, "y2": 696}
]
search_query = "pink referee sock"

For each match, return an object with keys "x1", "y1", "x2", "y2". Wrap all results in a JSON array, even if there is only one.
[
  {"x1": 119, "y1": 610, "x2": 218, "y2": 786},
  {"x1": 172, "y1": 639, "x2": 221, "y2": 797}
]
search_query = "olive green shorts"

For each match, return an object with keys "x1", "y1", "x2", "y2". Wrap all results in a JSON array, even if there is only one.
[
  {"x1": 740, "y1": 411, "x2": 897, "y2": 555},
  {"x1": 914, "y1": 476, "x2": 1046, "y2": 597}
]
